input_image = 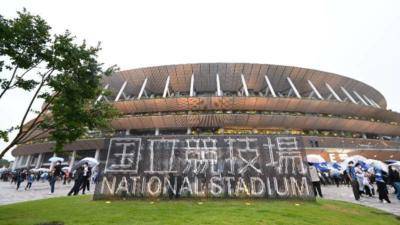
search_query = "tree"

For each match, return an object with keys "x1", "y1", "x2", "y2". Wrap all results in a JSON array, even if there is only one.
[
  {"x1": 0, "y1": 158, "x2": 10, "y2": 167},
  {"x1": 0, "y1": 9, "x2": 118, "y2": 159}
]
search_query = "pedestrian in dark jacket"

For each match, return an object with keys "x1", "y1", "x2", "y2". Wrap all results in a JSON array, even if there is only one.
[
  {"x1": 25, "y1": 173, "x2": 34, "y2": 190},
  {"x1": 375, "y1": 168, "x2": 391, "y2": 203},
  {"x1": 54, "y1": 161, "x2": 65, "y2": 178},
  {"x1": 15, "y1": 170, "x2": 24, "y2": 190},
  {"x1": 388, "y1": 166, "x2": 400, "y2": 200},
  {"x1": 68, "y1": 167, "x2": 84, "y2": 196},
  {"x1": 48, "y1": 169, "x2": 57, "y2": 195},
  {"x1": 81, "y1": 163, "x2": 91, "y2": 194},
  {"x1": 346, "y1": 161, "x2": 360, "y2": 200}
]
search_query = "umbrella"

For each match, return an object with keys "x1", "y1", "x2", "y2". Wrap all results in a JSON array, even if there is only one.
[
  {"x1": 342, "y1": 155, "x2": 367, "y2": 165},
  {"x1": 72, "y1": 157, "x2": 99, "y2": 171},
  {"x1": 37, "y1": 168, "x2": 50, "y2": 172},
  {"x1": 390, "y1": 162, "x2": 400, "y2": 168},
  {"x1": 48, "y1": 156, "x2": 64, "y2": 163},
  {"x1": 331, "y1": 162, "x2": 342, "y2": 171},
  {"x1": 367, "y1": 159, "x2": 388, "y2": 173},
  {"x1": 306, "y1": 154, "x2": 326, "y2": 164},
  {"x1": 81, "y1": 157, "x2": 99, "y2": 166},
  {"x1": 0, "y1": 167, "x2": 10, "y2": 172},
  {"x1": 61, "y1": 166, "x2": 71, "y2": 172},
  {"x1": 40, "y1": 173, "x2": 48, "y2": 178},
  {"x1": 314, "y1": 162, "x2": 330, "y2": 172},
  {"x1": 385, "y1": 159, "x2": 399, "y2": 165},
  {"x1": 341, "y1": 155, "x2": 368, "y2": 171}
]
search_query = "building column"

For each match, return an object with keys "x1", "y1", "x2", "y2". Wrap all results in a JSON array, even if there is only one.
[
  {"x1": 115, "y1": 81, "x2": 127, "y2": 101},
  {"x1": 25, "y1": 155, "x2": 32, "y2": 168},
  {"x1": 95, "y1": 84, "x2": 110, "y2": 103},
  {"x1": 286, "y1": 77, "x2": 301, "y2": 99},
  {"x1": 137, "y1": 78, "x2": 148, "y2": 99},
  {"x1": 69, "y1": 151, "x2": 76, "y2": 169},
  {"x1": 49, "y1": 152, "x2": 56, "y2": 171},
  {"x1": 240, "y1": 74, "x2": 249, "y2": 96},
  {"x1": 94, "y1": 149, "x2": 100, "y2": 161},
  {"x1": 12, "y1": 156, "x2": 19, "y2": 171},
  {"x1": 155, "y1": 128, "x2": 160, "y2": 136},
  {"x1": 190, "y1": 74, "x2": 195, "y2": 97},
  {"x1": 35, "y1": 153, "x2": 43, "y2": 169},
  {"x1": 125, "y1": 129, "x2": 130, "y2": 136},
  {"x1": 187, "y1": 128, "x2": 191, "y2": 135},
  {"x1": 264, "y1": 75, "x2": 277, "y2": 97}
]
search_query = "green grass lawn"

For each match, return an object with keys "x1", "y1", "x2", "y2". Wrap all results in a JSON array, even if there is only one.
[{"x1": 0, "y1": 196, "x2": 398, "y2": 225}]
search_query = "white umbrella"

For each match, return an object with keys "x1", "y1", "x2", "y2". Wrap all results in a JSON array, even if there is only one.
[
  {"x1": 306, "y1": 154, "x2": 326, "y2": 164},
  {"x1": 80, "y1": 157, "x2": 99, "y2": 166},
  {"x1": 390, "y1": 162, "x2": 400, "y2": 168},
  {"x1": 37, "y1": 168, "x2": 50, "y2": 172},
  {"x1": 0, "y1": 168, "x2": 9, "y2": 173},
  {"x1": 61, "y1": 166, "x2": 71, "y2": 172},
  {"x1": 340, "y1": 155, "x2": 367, "y2": 170},
  {"x1": 367, "y1": 159, "x2": 388, "y2": 173},
  {"x1": 72, "y1": 157, "x2": 99, "y2": 171},
  {"x1": 40, "y1": 173, "x2": 48, "y2": 178},
  {"x1": 48, "y1": 156, "x2": 64, "y2": 163},
  {"x1": 343, "y1": 155, "x2": 367, "y2": 165}
]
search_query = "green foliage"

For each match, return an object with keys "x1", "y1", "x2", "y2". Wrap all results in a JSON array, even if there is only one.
[
  {"x1": 0, "y1": 158, "x2": 10, "y2": 167},
  {"x1": 14, "y1": 76, "x2": 39, "y2": 89},
  {"x1": 0, "y1": 8, "x2": 49, "y2": 90},
  {"x1": 38, "y1": 31, "x2": 119, "y2": 152},
  {"x1": 0, "y1": 9, "x2": 118, "y2": 157},
  {"x1": 0, "y1": 130, "x2": 8, "y2": 142}
]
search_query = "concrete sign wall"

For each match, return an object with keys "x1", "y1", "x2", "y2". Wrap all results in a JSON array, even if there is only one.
[{"x1": 94, "y1": 135, "x2": 314, "y2": 200}]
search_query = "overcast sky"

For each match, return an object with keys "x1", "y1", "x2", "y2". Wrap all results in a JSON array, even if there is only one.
[{"x1": 1, "y1": 0, "x2": 399, "y2": 160}]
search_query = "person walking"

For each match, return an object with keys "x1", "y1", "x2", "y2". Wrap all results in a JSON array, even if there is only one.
[
  {"x1": 346, "y1": 161, "x2": 360, "y2": 200},
  {"x1": 54, "y1": 161, "x2": 65, "y2": 178},
  {"x1": 363, "y1": 172, "x2": 373, "y2": 197},
  {"x1": 308, "y1": 163, "x2": 323, "y2": 197},
  {"x1": 388, "y1": 166, "x2": 400, "y2": 200},
  {"x1": 85, "y1": 166, "x2": 92, "y2": 192},
  {"x1": 81, "y1": 163, "x2": 91, "y2": 194},
  {"x1": 330, "y1": 169, "x2": 341, "y2": 187},
  {"x1": 48, "y1": 169, "x2": 57, "y2": 195},
  {"x1": 354, "y1": 163, "x2": 365, "y2": 196},
  {"x1": 68, "y1": 167, "x2": 84, "y2": 196},
  {"x1": 374, "y1": 167, "x2": 391, "y2": 203},
  {"x1": 25, "y1": 172, "x2": 34, "y2": 190},
  {"x1": 15, "y1": 170, "x2": 24, "y2": 191}
]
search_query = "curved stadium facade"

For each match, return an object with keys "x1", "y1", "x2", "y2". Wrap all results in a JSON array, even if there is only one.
[{"x1": 11, "y1": 63, "x2": 400, "y2": 170}]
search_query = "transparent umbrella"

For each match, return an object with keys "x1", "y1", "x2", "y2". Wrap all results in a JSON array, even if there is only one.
[
  {"x1": 61, "y1": 166, "x2": 71, "y2": 172},
  {"x1": 72, "y1": 157, "x2": 99, "y2": 171},
  {"x1": 37, "y1": 168, "x2": 50, "y2": 172},
  {"x1": 390, "y1": 162, "x2": 400, "y2": 169},
  {"x1": 367, "y1": 159, "x2": 388, "y2": 173},
  {"x1": 48, "y1": 156, "x2": 64, "y2": 163},
  {"x1": 306, "y1": 154, "x2": 326, "y2": 164},
  {"x1": 342, "y1": 155, "x2": 367, "y2": 165},
  {"x1": 0, "y1": 167, "x2": 10, "y2": 173}
]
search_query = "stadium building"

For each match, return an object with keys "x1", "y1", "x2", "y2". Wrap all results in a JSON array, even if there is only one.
[{"x1": 11, "y1": 63, "x2": 400, "y2": 170}]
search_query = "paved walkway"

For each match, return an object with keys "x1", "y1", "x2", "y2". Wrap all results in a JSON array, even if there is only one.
[
  {"x1": 0, "y1": 181, "x2": 399, "y2": 216},
  {"x1": 322, "y1": 184, "x2": 400, "y2": 216},
  {"x1": 0, "y1": 181, "x2": 76, "y2": 205}
]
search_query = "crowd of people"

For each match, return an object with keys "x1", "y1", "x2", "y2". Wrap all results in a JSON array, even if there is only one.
[
  {"x1": 2, "y1": 157, "x2": 399, "y2": 205},
  {"x1": 309, "y1": 160, "x2": 400, "y2": 203},
  {"x1": 0, "y1": 160, "x2": 100, "y2": 196}
]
